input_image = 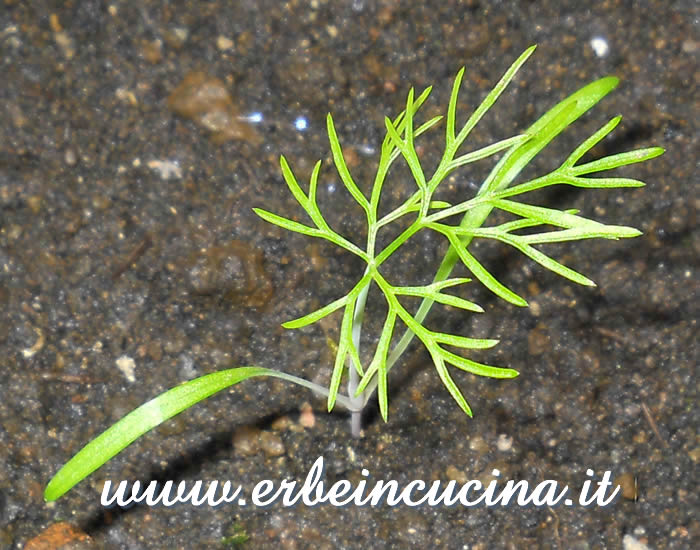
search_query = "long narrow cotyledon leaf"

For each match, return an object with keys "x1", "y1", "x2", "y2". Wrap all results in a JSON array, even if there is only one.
[{"x1": 45, "y1": 367, "x2": 356, "y2": 501}]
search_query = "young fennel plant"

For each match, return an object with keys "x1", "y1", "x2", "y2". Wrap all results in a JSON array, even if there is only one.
[{"x1": 44, "y1": 46, "x2": 663, "y2": 501}]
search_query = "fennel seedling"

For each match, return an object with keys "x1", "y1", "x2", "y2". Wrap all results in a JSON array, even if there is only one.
[{"x1": 44, "y1": 46, "x2": 663, "y2": 501}]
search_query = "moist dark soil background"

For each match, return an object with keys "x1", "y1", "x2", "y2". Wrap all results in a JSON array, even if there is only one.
[{"x1": 1, "y1": 1, "x2": 697, "y2": 549}]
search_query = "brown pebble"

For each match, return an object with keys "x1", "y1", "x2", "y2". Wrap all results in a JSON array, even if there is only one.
[
  {"x1": 688, "y1": 447, "x2": 700, "y2": 463},
  {"x1": 299, "y1": 402, "x2": 315, "y2": 428},
  {"x1": 468, "y1": 434, "x2": 488, "y2": 454},
  {"x1": 54, "y1": 31, "x2": 75, "y2": 59},
  {"x1": 233, "y1": 426, "x2": 261, "y2": 456},
  {"x1": 49, "y1": 14, "x2": 62, "y2": 33},
  {"x1": 615, "y1": 472, "x2": 638, "y2": 500},
  {"x1": 185, "y1": 240, "x2": 274, "y2": 309},
  {"x1": 168, "y1": 71, "x2": 260, "y2": 144},
  {"x1": 216, "y1": 36, "x2": 234, "y2": 50},
  {"x1": 259, "y1": 431, "x2": 286, "y2": 457},
  {"x1": 271, "y1": 415, "x2": 292, "y2": 431},
  {"x1": 140, "y1": 39, "x2": 163, "y2": 64},
  {"x1": 24, "y1": 522, "x2": 94, "y2": 550},
  {"x1": 445, "y1": 465, "x2": 468, "y2": 484},
  {"x1": 147, "y1": 340, "x2": 163, "y2": 361},
  {"x1": 527, "y1": 323, "x2": 550, "y2": 356},
  {"x1": 27, "y1": 195, "x2": 42, "y2": 214},
  {"x1": 163, "y1": 27, "x2": 189, "y2": 49}
]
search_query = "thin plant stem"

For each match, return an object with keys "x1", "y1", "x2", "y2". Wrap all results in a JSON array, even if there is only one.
[{"x1": 348, "y1": 270, "x2": 371, "y2": 436}]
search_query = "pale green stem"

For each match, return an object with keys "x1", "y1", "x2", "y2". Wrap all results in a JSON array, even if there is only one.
[
  {"x1": 348, "y1": 268, "x2": 371, "y2": 436},
  {"x1": 269, "y1": 370, "x2": 361, "y2": 411}
]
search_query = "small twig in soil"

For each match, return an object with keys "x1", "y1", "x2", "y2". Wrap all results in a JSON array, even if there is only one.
[
  {"x1": 548, "y1": 506, "x2": 562, "y2": 549},
  {"x1": 594, "y1": 327, "x2": 630, "y2": 346},
  {"x1": 40, "y1": 373, "x2": 99, "y2": 384},
  {"x1": 641, "y1": 401, "x2": 670, "y2": 448},
  {"x1": 21, "y1": 327, "x2": 45, "y2": 358},
  {"x1": 112, "y1": 234, "x2": 152, "y2": 279}
]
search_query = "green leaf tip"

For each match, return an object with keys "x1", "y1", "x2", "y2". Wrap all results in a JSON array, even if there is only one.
[
  {"x1": 645, "y1": 146, "x2": 666, "y2": 159},
  {"x1": 585, "y1": 76, "x2": 619, "y2": 99}
]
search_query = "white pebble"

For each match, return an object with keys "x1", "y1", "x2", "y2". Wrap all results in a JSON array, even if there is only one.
[
  {"x1": 622, "y1": 534, "x2": 652, "y2": 550},
  {"x1": 496, "y1": 433, "x2": 513, "y2": 452},
  {"x1": 147, "y1": 159, "x2": 182, "y2": 180},
  {"x1": 590, "y1": 36, "x2": 610, "y2": 58},
  {"x1": 216, "y1": 35, "x2": 234, "y2": 50},
  {"x1": 116, "y1": 355, "x2": 136, "y2": 383}
]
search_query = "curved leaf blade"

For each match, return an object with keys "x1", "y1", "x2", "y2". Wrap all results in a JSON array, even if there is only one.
[
  {"x1": 573, "y1": 146, "x2": 665, "y2": 175},
  {"x1": 433, "y1": 332, "x2": 499, "y2": 350},
  {"x1": 45, "y1": 367, "x2": 285, "y2": 501},
  {"x1": 394, "y1": 285, "x2": 484, "y2": 313},
  {"x1": 444, "y1": 232, "x2": 528, "y2": 307},
  {"x1": 429, "y1": 349, "x2": 473, "y2": 417},
  {"x1": 253, "y1": 208, "x2": 322, "y2": 238},
  {"x1": 282, "y1": 294, "x2": 349, "y2": 329},
  {"x1": 279, "y1": 156, "x2": 310, "y2": 208},
  {"x1": 440, "y1": 348, "x2": 519, "y2": 379},
  {"x1": 327, "y1": 114, "x2": 371, "y2": 215}
]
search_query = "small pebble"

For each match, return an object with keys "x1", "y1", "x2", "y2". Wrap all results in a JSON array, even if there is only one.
[
  {"x1": 590, "y1": 36, "x2": 610, "y2": 58},
  {"x1": 528, "y1": 324, "x2": 550, "y2": 355},
  {"x1": 21, "y1": 327, "x2": 44, "y2": 358},
  {"x1": 622, "y1": 534, "x2": 651, "y2": 550},
  {"x1": 232, "y1": 426, "x2": 261, "y2": 456},
  {"x1": 259, "y1": 431, "x2": 286, "y2": 457},
  {"x1": 115, "y1": 355, "x2": 136, "y2": 383},
  {"x1": 64, "y1": 148, "x2": 77, "y2": 166},
  {"x1": 163, "y1": 26, "x2": 189, "y2": 48},
  {"x1": 168, "y1": 71, "x2": 260, "y2": 144},
  {"x1": 299, "y1": 402, "x2": 315, "y2": 428},
  {"x1": 271, "y1": 415, "x2": 293, "y2": 431},
  {"x1": 615, "y1": 472, "x2": 638, "y2": 500},
  {"x1": 49, "y1": 13, "x2": 62, "y2": 32},
  {"x1": 216, "y1": 36, "x2": 234, "y2": 50},
  {"x1": 688, "y1": 447, "x2": 700, "y2": 463},
  {"x1": 446, "y1": 465, "x2": 468, "y2": 484},
  {"x1": 176, "y1": 353, "x2": 197, "y2": 380},
  {"x1": 147, "y1": 159, "x2": 182, "y2": 180},
  {"x1": 140, "y1": 39, "x2": 162, "y2": 63},
  {"x1": 496, "y1": 434, "x2": 513, "y2": 452},
  {"x1": 468, "y1": 434, "x2": 488, "y2": 453},
  {"x1": 148, "y1": 340, "x2": 163, "y2": 361},
  {"x1": 24, "y1": 522, "x2": 94, "y2": 550},
  {"x1": 185, "y1": 241, "x2": 273, "y2": 308}
]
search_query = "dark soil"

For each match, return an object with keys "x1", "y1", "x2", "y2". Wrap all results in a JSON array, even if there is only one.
[{"x1": 1, "y1": 1, "x2": 697, "y2": 549}]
